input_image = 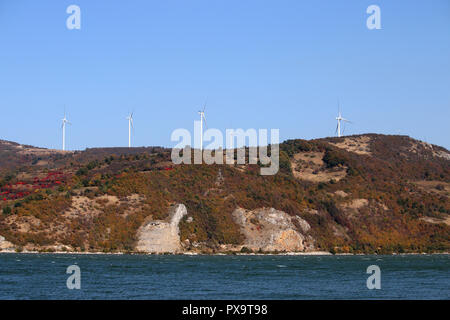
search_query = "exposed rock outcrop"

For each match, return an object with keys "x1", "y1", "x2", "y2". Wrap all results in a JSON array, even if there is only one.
[
  {"x1": 232, "y1": 207, "x2": 314, "y2": 252},
  {"x1": 0, "y1": 235, "x2": 15, "y2": 251},
  {"x1": 135, "y1": 204, "x2": 187, "y2": 253}
]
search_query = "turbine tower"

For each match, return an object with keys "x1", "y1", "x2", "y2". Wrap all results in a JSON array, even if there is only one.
[
  {"x1": 126, "y1": 112, "x2": 134, "y2": 148},
  {"x1": 198, "y1": 102, "x2": 207, "y2": 151},
  {"x1": 335, "y1": 104, "x2": 351, "y2": 138},
  {"x1": 61, "y1": 111, "x2": 71, "y2": 151}
]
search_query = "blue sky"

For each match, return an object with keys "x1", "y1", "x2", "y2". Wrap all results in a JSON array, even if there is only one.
[{"x1": 0, "y1": 0, "x2": 449, "y2": 150}]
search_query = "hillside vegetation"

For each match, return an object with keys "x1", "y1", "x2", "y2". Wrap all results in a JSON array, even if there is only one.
[{"x1": 0, "y1": 134, "x2": 449, "y2": 254}]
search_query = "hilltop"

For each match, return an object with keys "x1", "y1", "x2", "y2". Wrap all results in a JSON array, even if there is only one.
[{"x1": 0, "y1": 134, "x2": 449, "y2": 254}]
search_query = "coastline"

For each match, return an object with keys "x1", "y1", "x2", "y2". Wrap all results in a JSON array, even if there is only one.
[{"x1": 0, "y1": 249, "x2": 448, "y2": 256}]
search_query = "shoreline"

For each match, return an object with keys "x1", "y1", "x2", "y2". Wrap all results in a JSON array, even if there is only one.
[{"x1": 0, "y1": 250, "x2": 448, "y2": 256}]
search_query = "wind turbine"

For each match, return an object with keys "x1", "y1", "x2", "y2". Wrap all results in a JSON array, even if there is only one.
[
  {"x1": 198, "y1": 101, "x2": 207, "y2": 151},
  {"x1": 61, "y1": 111, "x2": 71, "y2": 151},
  {"x1": 335, "y1": 103, "x2": 351, "y2": 138},
  {"x1": 126, "y1": 112, "x2": 134, "y2": 148}
]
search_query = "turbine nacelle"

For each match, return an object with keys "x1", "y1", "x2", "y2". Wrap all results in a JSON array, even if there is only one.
[
  {"x1": 126, "y1": 113, "x2": 134, "y2": 127},
  {"x1": 335, "y1": 104, "x2": 352, "y2": 137}
]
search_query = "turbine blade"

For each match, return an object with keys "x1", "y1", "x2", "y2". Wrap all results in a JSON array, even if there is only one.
[
  {"x1": 203, "y1": 114, "x2": 207, "y2": 129},
  {"x1": 203, "y1": 97, "x2": 207, "y2": 112}
]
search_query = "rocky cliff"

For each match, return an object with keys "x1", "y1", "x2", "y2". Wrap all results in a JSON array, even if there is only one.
[
  {"x1": 232, "y1": 207, "x2": 314, "y2": 252},
  {"x1": 136, "y1": 204, "x2": 187, "y2": 253}
]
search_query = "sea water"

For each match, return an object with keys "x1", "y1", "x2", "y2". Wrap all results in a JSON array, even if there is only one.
[{"x1": 0, "y1": 253, "x2": 448, "y2": 299}]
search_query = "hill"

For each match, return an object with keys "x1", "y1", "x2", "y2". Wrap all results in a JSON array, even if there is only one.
[{"x1": 0, "y1": 134, "x2": 449, "y2": 254}]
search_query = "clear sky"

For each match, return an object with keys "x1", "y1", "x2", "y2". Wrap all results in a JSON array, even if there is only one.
[{"x1": 0, "y1": 0, "x2": 449, "y2": 150}]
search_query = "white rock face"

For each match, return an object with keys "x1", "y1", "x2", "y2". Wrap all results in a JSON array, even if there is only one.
[
  {"x1": 135, "y1": 204, "x2": 187, "y2": 253},
  {"x1": 232, "y1": 207, "x2": 313, "y2": 252},
  {"x1": 293, "y1": 216, "x2": 311, "y2": 233},
  {"x1": 0, "y1": 235, "x2": 15, "y2": 251}
]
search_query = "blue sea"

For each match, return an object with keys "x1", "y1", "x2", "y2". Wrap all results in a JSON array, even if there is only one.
[{"x1": 0, "y1": 253, "x2": 448, "y2": 299}]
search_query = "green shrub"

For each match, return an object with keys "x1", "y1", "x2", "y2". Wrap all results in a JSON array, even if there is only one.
[
  {"x1": 323, "y1": 149, "x2": 348, "y2": 168},
  {"x1": 240, "y1": 246, "x2": 253, "y2": 253},
  {"x1": 76, "y1": 167, "x2": 88, "y2": 176}
]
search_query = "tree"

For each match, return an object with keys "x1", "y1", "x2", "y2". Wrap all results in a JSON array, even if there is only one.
[{"x1": 3, "y1": 206, "x2": 12, "y2": 215}]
